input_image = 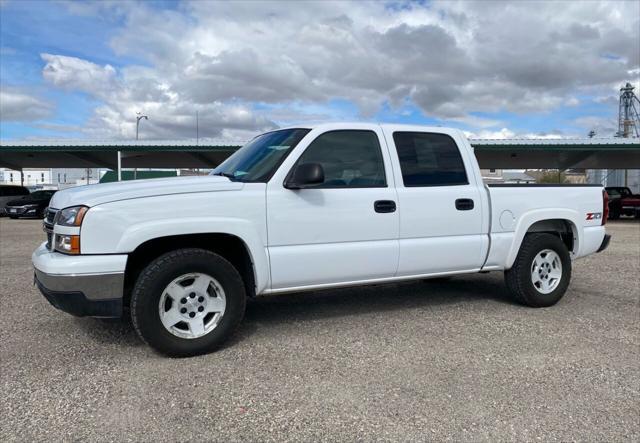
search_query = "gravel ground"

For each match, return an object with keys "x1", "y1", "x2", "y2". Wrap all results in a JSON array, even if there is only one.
[{"x1": 1, "y1": 218, "x2": 638, "y2": 441}]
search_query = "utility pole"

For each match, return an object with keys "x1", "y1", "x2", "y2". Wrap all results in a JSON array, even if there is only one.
[
  {"x1": 117, "y1": 152, "x2": 122, "y2": 181},
  {"x1": 196, "y1": 110, "x2": 199, "y2": 146}
]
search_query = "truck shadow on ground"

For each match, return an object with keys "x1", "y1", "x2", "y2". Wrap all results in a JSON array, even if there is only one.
[
  {"x1": 76, "y1": 274, "x2": 515, "y2": 349},
  {"x1": 244, "y1": 275, "x2": 514, "y2": 324}
]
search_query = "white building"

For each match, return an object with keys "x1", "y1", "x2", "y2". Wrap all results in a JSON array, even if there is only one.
[
  {"x1": 51, "y1": 168, "x2": 101, "y2": 188},
  {"x1": 0, "y1": 168, "x2": 52, "y2": 187},
  {"x1": 0, "y1": 168, "x2": 102, "y2": 189}
]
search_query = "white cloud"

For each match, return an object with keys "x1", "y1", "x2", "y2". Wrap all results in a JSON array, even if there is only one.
[
  {"x1": 466, "y1": 128, "x2": 568, "y2": 140},
  {"x1": 41, "y1": 53, "x2": 118, "y2": 98},
  {"x1": 573, "y1": 115, "x2": 618, "y2": 136},
  {"x1": 0, "y1": 88, "x2": 53, "y2": 121},
  {"x1": 40, "y1": 53, "x2": 277, "y2": 140},
  {"x1": 39, "y1": 0, "x2": 640, "y2": 139}
]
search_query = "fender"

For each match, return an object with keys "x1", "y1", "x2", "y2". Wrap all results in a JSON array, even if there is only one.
[
  {"x1": 505, "y1": 208, "x2": 581, "y2": 269},
  {"x1": 116, "y1": 217, "x2": 270, "y2": 294}
]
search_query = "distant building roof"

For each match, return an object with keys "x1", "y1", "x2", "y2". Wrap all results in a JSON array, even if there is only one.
[
  {"x1": 470, "y1": 137, "x2": 639, "y2": 150},
  {"x1": 1, "y1": 136, "x2": 638, "y2": 169},
  {"x1": 0, "y1": 139, "x2": 240, "y2": 153},
  {"x1": 2, "y1": 136, "x2": 637, "y2": 150},
  {"x1": 0, "y1": 139, "x2": 234, "y2": 147}
]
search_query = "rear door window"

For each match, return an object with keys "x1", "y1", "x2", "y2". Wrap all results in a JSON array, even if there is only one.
[{"x1": 393, "y1": 132, "x2": 468, "y2": 187}]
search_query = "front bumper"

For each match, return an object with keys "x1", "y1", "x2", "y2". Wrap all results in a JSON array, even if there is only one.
[
  {"x1": 32, "y1": 242, "x2": 128, "y2": 318},
  {"x1": 35, "y1": 272, "x2": 123, "y2": 317},
  {"x1": 6, "y1": 205, "x2": 39, "y2": 217}
]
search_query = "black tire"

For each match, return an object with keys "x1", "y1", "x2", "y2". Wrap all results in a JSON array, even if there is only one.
[
  {"x1": 131, "y1": 248, "x2": 246, "y2": 357},
  {"x1": 608, "y1": 205, "x2": 620, "y2": 220},
  {"x1": 504, "y1": 233, "x2": 571, "y2": 308}
]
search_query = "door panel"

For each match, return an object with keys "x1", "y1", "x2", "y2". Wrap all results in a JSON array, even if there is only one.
[
  {"x1": 268, "y1": 179, "x2": 399, "y2": 289},
  {"x1": 395, "y1": 185, "x2": 485, "y2": 275},
  {"x1": 383, "y1": 127, "x2": 486, "y2": 275},
  {"x1": 267, "y1": 128, "x2": 399, "y2": 289}
]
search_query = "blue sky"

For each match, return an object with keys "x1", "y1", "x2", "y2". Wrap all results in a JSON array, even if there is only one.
[{"x1": 1, "y1": 0, "x2": 637, "y2": 141}]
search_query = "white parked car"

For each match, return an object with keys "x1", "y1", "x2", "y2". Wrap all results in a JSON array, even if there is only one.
[{"x1": 33, "y1": 123, "x2": 611, "y2": 356}]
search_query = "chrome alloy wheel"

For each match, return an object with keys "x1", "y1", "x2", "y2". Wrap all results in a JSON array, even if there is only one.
[
  {"x1": 530, "y1": 249, "x2": 562, "y2": 294},
  {"x1": 158, "y1": 273, "x2": 226, "y2": 339}
]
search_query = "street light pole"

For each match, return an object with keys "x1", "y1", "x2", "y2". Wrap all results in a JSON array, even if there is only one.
[
  {"x1": 136, "y1": 113, "x2": 148, "y2": 141},
  {"x1": 134, "y1": 113, "x2": 148, "y2": 180}
]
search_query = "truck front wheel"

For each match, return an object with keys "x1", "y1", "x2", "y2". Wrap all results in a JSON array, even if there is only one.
[
  {"x1": 131, "y1": 248, "x2": 246, "y2": 357},
  {"x1": 504, "y1": 233, "x2": 571, "y2": 307}
]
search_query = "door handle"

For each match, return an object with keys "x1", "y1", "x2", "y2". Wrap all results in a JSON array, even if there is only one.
[
  {"x1": 455, "y1": 198, "x2": 474, "y2": 211},
  {"x1": 374, "y1": 200, "x2": 396, "y2": 213}
]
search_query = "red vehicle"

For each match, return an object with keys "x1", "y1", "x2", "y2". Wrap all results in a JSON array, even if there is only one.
[{"x1": 605, "y1": 187, "x2": 640, "y2": 219}]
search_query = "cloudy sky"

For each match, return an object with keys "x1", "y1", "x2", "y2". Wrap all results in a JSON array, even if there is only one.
[{"x1": 1, "y1": 0, "x2": 638, "y2": 142}]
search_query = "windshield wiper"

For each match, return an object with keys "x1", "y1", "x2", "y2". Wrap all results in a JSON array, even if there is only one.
[{"x1": 212, "y1": 172, "x2": 240, "y2": 181}]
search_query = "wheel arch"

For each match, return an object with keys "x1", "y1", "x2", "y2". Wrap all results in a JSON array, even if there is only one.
[
  {"x1": 123, "y1": 232, "x2": 266, "y2": 308},
  {"x1": 506, "y1": 209, "x2": 581, "y2": 269}
]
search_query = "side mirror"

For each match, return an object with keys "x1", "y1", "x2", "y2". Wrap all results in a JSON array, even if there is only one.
[{"x1": 285, "y1": 163, "x2": 324, "y2": 189}]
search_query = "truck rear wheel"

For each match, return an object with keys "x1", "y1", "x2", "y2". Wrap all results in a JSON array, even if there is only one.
[
  {"x1": 505, "y1": 233, "x2": 571, "y2": 307},
  {"x1": 131, "y1": 248, "x2": 246, "y2": 357}
]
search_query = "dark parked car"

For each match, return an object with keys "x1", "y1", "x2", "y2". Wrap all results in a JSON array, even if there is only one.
[
  {"x1": 605, "y1": 187, "x2": 640, "y2": 219},
  {"x1": 5, "y1": 190, "x2": 56, "y2": 219},
  {"x1": 0, "y1": 185, "x2": 30, "y2": 216}
]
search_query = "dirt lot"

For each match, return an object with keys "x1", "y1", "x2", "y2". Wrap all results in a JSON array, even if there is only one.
[{"x1": 1, "y1": 218, "x2": 638, "y2": 441}]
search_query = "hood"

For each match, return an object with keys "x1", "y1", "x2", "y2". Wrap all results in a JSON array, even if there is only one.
[
  {"x1": 6, "y1": 196, "x2": 51, "y2": 206},
  {"x1": 50, "y1": 175, "x2": 243, "y2": 209}
]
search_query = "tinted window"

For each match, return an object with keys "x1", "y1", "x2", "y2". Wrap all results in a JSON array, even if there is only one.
[
  {"x1": 294, "y1": 130, "x2": 386, "y2": 188},
  {"x1": 606, "y1": 189, "x2": 621, "y2": 198},
  {"x1": 393, "y1": 132, "x2": 468, "y2": 186}
]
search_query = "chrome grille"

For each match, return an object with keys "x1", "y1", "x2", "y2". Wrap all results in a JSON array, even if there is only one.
[
  {"x1": 45, "y1": 208, "x2": 57, "y2": 225},
  {"x1": 43, "y1": 208, "x2": 58, "y2": 250}
]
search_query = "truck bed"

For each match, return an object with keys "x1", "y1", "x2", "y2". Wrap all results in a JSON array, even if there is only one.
[{"x1": 483, "y1": 183, "x2": 606, "y2": 270}]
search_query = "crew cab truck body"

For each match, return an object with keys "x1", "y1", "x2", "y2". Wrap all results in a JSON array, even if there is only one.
[{"x1": 33, "y1": 123, "x2": 611, "y2": 356}]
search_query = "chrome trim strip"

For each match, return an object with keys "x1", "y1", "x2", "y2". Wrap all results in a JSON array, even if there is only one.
[{"x1": 34, "y1": 268, "x2": 124, "y2": 301}]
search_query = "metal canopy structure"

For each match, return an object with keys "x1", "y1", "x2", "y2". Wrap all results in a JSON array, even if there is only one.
[
  {"x1": 1, "y1": 137, "x2": 639, "y2": 171},
  {"x1": 0, "y1": 140, "x2": 239, "y2": 170},
  {"x1": 470, "y1": 137, "x2": 640, "y2": 169}
]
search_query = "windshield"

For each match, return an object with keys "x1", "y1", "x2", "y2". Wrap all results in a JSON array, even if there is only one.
[
  {"x1": 28, "y1": 190, "x2": 55, "y2": 199},
  {"x1": 211, "y1": 128, "x2": 310, "y2": 182}
]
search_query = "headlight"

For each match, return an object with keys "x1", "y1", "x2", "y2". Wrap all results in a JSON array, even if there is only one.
[{"x1": 57, "y1": 206, "x2": 88, "y2": 227}]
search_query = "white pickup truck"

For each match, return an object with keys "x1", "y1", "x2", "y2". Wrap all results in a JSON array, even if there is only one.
[{"x1": 33, "y1": 123, "x2": 611, "y2": 356}]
